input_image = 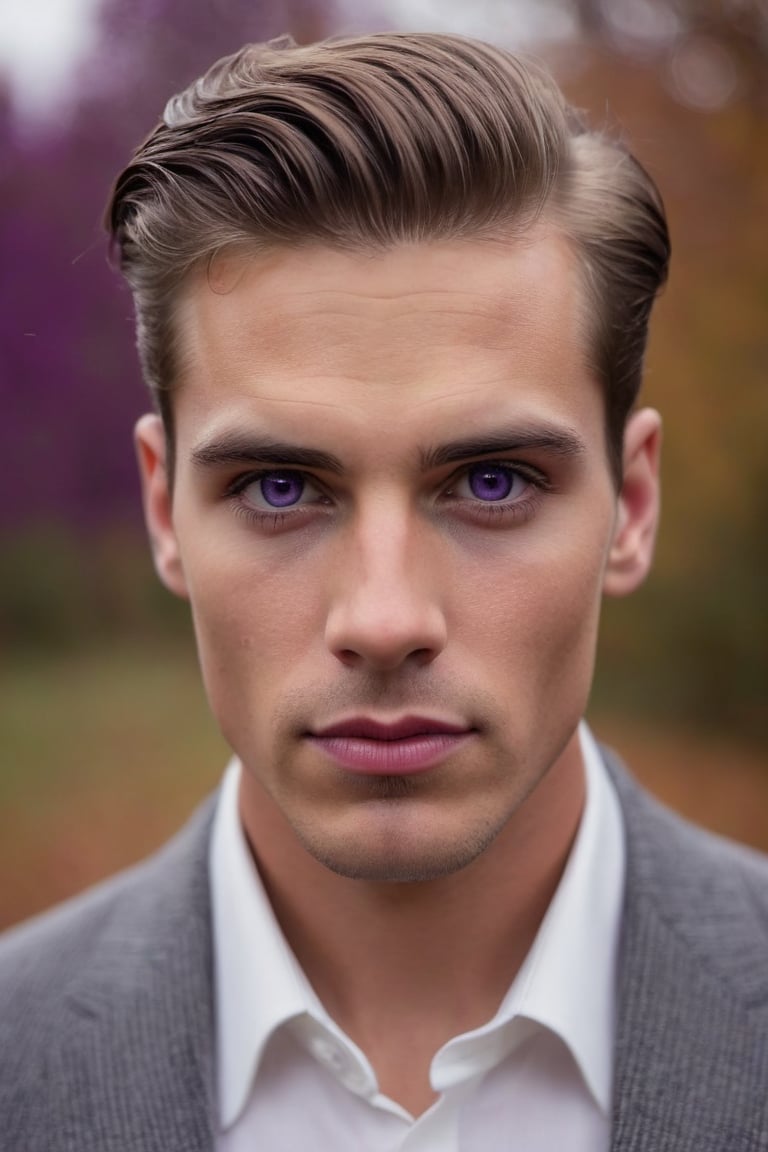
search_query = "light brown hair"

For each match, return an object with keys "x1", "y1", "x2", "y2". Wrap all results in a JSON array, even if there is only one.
[{"x1": 106, "y1": 32, "x2": 670, "y2": 483}]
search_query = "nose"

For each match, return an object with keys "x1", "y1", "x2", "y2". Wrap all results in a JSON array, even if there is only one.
[{"x1": 324, "y1": 503, "x2": 447, "y2": 672}]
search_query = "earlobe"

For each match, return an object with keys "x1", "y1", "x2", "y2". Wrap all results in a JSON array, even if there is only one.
[
  {"x1": 603, "y1": 408, "x2": 662, "y2": 599},
  {"x1": 134, "y1": 414, "x2": 189, "y2": 599}
]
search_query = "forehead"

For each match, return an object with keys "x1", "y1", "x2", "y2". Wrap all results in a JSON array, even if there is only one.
[{"x1": 173, "y1": 232, "x2": 598, "y2": 456}]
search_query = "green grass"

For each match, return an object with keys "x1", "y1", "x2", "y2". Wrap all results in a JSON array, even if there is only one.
[
  {"x1": 1, "y1": 640, "x2": 225, "y2": 803},
  {"x1": 0, "y1": 641, "x2": 226, "y2": 928}
]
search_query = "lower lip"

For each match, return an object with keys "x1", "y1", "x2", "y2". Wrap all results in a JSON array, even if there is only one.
[{"x1": 308, "y1": 733, "x2": 473, "y2": 775}]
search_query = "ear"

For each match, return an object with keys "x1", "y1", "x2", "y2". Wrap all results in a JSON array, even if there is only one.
[
  {"x1": 134, "y1": 414, "x2": 189, "y2": 599},
  {"x1": 603, "y1": 408, "x2": 662, "y2": 598}
]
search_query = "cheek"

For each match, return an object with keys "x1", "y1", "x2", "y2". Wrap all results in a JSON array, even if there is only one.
[
  {"x1": 463, "y1": 527, "x2": 609, "y2": 678},
  {"x1": 526, "y1": 547, "x2": 608, "y2": 705},
  {"x1": 180, "y1": 538, "x2": 324, "y2": 702}
]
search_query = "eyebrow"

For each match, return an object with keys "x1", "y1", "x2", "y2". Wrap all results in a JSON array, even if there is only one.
[
  {"x1": 191, "y1": 434, "x2": 345, "y2": 474},
  {"x1": 191, "y1": 422, "x2": 587, "y2": 475},
  {"x1": 421, "y1": 425, "x2": 587, "y2": 470}
]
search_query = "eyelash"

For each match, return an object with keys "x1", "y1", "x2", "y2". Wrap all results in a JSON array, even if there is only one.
[
  {"x1": 226, "y1": 470, "x2": 329, "y2": 532},
  {"x1": 442, "y1": 463, "x2": 550, "y2": 526},
  {"x1": 226, "y1": 462, "x2": 552, "y2": 531}
]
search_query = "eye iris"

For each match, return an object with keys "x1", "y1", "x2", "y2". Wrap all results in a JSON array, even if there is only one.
[
  {"x1": 468, "y1": 464, "x2": 514, "y2": 502},
  {"x1": 261, "y1": 472, "x2": 304, "y2": 507}
]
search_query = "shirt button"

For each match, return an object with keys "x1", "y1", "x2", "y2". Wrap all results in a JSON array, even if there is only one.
[
  {"x1": 307, "y1": 1035, "x2": 369, "y2": 1094},
  {"x1": 339, "y1": 1065, "x2": 370, "y2": 1094},
  {"x1": 309, "y1": 1034, "x2": 346, "y2": 1072}
]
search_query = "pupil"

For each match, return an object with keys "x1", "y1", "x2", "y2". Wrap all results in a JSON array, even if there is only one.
[
  {"x1": 469, "y1": 465, "x2": 513, "y2": 501},
  {"x1": 261, "y1": 471, "x2": 303, "y2": 507}
]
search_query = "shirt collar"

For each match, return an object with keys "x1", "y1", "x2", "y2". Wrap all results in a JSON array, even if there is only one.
[
  {"x1": 491, "y1": 722, "x2": 625, "y2": 1113},
  {"x1": 209, "y1": 760, "x2": 329, "y2": 1128},
  {"x1": 210, "y1": 722, "x2": 625, "y2": 1126}
]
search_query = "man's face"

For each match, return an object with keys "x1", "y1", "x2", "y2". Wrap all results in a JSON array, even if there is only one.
[{"x1": 137, "y1": 233, "x2": 659, "y2": 883}]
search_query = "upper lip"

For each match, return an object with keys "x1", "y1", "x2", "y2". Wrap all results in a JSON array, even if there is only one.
[{"x1": 310, "y1": 715, "x2": 472, "y2": 741}]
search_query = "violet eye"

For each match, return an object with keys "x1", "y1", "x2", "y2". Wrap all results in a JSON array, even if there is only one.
[
  {"x1": 467, "y1": 463, "x2": 517, "y2": 502},
  {"x1": 259, "y1": 470, "x2": 305, "y2": 507}
]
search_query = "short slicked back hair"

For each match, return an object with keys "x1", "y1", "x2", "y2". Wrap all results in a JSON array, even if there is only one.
[{"x1": 107, "y1": 32, "x2": 670, "y2": 483}]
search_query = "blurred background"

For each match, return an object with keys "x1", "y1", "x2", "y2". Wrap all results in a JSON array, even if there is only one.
[{"x1": 1, "y1": 0, "x2": 766, "y2": 929}]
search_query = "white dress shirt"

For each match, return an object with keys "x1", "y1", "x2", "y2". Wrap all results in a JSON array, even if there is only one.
[{"x1": 210, "y1": 723, "x2": 625, "y2": 1151}]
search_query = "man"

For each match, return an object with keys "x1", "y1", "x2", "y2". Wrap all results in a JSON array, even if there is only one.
[{"x1": 1, "y1": 31, "x2": 766, "y2": 1151}]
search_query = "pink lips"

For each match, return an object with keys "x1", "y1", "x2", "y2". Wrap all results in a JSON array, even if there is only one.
[{"x1": 307, "y1": 716, "x2": 474, "y2": 775}]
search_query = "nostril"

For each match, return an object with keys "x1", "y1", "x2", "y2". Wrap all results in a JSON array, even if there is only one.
[
  {"x1": 332, "y1": 644, "x2": 440, "y2": 672},
  {"x1": 336, "y1": 648, "x2": 360, "y2": 667}
]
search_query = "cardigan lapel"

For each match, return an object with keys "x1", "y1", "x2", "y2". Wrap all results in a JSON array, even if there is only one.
[
  {"x1": 606, "y1": 753, "x2": 768, "y2": 1152},
  {"x1": 53, "y1": 798, "x2": 218, "y2": 1152}
]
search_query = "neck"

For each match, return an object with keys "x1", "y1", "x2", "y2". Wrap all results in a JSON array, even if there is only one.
[{"x1": 239, "y1": 732, "x2": 585, "y2": 1113}]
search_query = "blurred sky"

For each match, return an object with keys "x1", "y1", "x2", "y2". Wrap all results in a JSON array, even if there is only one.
[
  {"x1": 0, "y1": 0, "x2": 583, "y2": 122},
  {"x1": 0, "y1": 0, "x2": 747, "y2": 124},
  {"x1": 0, "y1": 0, "x2": 102, "y2": 119}
]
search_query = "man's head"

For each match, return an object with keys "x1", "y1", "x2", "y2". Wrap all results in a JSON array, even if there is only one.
[
  {"x1": 107, "y1": 32, "x2": 669, "y2": 485},
  {"x1": 109, "y1": 34, "x2": 668, "y2": 884}
]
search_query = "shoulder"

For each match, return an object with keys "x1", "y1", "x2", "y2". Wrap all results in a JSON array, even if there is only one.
[
  {"x1": 605, "y1": 742, "x2": 768, "y2": 889},
  {"x1": 0, "y1": 794, "x2": 217, "y2": 1050},
  {"x1": 604, "y1": 745, "x2": 768, "y2": 995},
  {"x1": 0, "y1": 797, "x2": 218, "y2": 1149},
  {"x1": 603, "y1": 749, "x2": 768, "y2": 1145}
]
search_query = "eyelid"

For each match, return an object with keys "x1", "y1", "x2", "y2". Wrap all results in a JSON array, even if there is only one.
[
  {"x1": 224, "y1": 459, "x2": 550, "y2": 502},
  {"x1": 226, "y1": 466, "x2": 318, "y2": 496},
  {"x1": 226, "y1": 467, "x2": 333, "y2": 532},
  {"x1": 443, "y1": 458, "x2": 550, "y2": 491},
  {"x1": 437, "y1": 460, "x2": 551, "y2": 529},
  {"x1": 225, "y1": 467, "x2": 324, "y2": 518}
]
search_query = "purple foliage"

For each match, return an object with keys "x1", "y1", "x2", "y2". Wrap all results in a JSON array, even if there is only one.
[{"x1": 0, "y1": 0, "x2": 329, "y2": 534}]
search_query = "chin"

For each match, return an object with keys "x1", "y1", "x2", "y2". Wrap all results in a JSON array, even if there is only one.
[{"x1": 295, "y1": 818, "x2": 499, "y2": 884}]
